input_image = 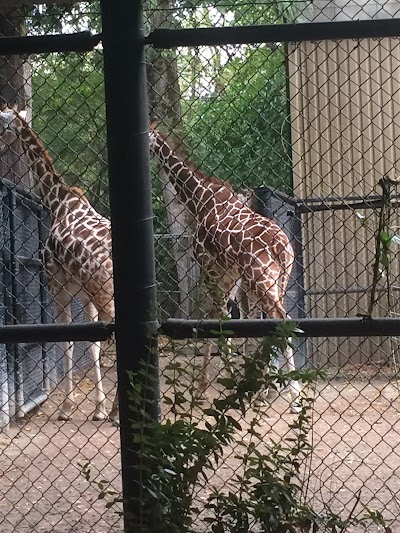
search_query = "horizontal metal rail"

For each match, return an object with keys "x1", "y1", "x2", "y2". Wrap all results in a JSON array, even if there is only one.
[
  {"x1": 146, "y1": 18, "x2": 400, "y2": 49},
  {"x1": 302, "y1": 194, "x2": 399, "y2": 204},
  {"x1": 305, "y1": 285, "x2": 399, "y2": 296},
  {"x1": 298, "y1": 198, "x2": 400, "y2": 213},
  {"x1": 0, "y1": 31, "x2": 101, "y2": 55},
  {"x1": 4, "y1": 316, "x2": 400, "y2": 342},
  {"x1": 0, "y1": 322, "x2": 113, "y2": 343},
  {"x1": 161, "y1": 318, "x2": 400, "y2": 339}
]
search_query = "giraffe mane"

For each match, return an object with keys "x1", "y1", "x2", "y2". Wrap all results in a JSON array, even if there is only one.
[
  {"x1": 17, "y1": 114, "x2": 58, "y2": 176},
  {"x1": 15, "y1": 112, "x2": 91, "y2": 205},
  {"x1": 156, "y1": 129, "x2": 235, "y2": 192},
  {"x1": 68, "y1": 186, "x2": 91, "y2": 204}
]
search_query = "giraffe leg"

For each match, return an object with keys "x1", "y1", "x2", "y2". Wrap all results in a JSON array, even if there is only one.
[
  {"x1": 108, "y1": 385, "x2": 119, "y2": 425},
  {"x1": 98, "y1": 301, "x2": 118, "y2": 424},
  {"x1": 57, "y1": 301, "x2": 75, "y2": 421},
  {"x1": 196, "y1": 340, "x2": 212, "y2": 396},
  {"x1": 255, "y1": 293, "x2": 302, "y2": 410},
  {"x1": 282, "y1": 340, "x2": 302, "y2": 413},
  {"x1": 85, "y1": 303, "x2": 107, "y2": 421}
]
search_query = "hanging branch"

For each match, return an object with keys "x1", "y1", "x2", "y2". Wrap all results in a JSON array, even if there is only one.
[{"x1": 366, "y1": 176, "x2": 398, "y2": 317}]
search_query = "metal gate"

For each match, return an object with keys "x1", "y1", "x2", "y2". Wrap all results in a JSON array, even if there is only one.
[{"x1": 0, "y1": 178, "x2": 91, "y2": 428}]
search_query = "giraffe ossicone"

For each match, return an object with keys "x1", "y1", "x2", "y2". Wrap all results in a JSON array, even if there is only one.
[
  {"x1": 149, "y1": 123, "x2": 302, "y2": 411},
  {"x1": 0, "y1": 106, "x2": 119, "y2": 423}
]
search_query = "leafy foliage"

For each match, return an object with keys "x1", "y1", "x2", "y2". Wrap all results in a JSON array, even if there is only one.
[
  {"x1": 26, "y1": 2, "x2": 293, "y2": 231},
  {"x1": 83, "y1": 324, "x2": 391, "y2": 532},
  {"x1": 183, "y1": 46, "x2": 292, "y2": 192},
  {"x1": 32, "y1": 51, "x2": 108, "y2": 214}
]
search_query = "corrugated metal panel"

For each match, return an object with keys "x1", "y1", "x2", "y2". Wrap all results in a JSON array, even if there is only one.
[{"x1": 288, "y1": 37, "x2": 400, "y2": 368}]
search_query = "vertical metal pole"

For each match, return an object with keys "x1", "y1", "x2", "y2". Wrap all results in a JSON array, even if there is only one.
[
  {"x1": 293, "y1": 204, "x2": 308, "y2": 368},
  {"x1": 8, "y1": 190, "x2": 24, "y2": 417},
  {"x1": 39, "y1": 209, "x2": 50, "y2": 394},
  {"x1": 100, "y1": 1, "x2": 159, "y2": 532}
]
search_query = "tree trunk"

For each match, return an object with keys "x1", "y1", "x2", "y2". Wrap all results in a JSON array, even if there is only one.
[
  {"x1": 147, "y1": 1, "x2": 197, "y2": 319},
  {"x1": 0, "y1": 7, "x2": 32, "y2": 190}
]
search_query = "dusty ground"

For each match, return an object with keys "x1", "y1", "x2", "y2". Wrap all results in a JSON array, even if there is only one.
[{"x1": 0, "y1": 356, "x2": 400, "y2": 533}]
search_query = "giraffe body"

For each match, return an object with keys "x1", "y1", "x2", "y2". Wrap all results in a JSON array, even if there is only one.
[
  {"x1": 0, "y1": 107, "x2": 118, "y2": 422},
  {"x1": 150, "y1": 125, "x2": 301, "y2": 408}
]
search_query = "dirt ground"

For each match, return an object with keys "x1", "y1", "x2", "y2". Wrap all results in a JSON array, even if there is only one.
[{"x1": 0, "y1": 358, "x2": 400, "y2": 533}]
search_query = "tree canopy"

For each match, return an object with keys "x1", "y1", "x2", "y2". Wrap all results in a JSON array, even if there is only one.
[{"x1": 21, "y1": 1, "x2": 295, "y2": 224}]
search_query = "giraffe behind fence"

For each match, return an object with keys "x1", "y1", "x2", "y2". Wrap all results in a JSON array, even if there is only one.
[
  {"x1": 0, "y1": 105, "x2": 118, "y2": 423},
  {"x1": 149, "y1": 122, "x2": 302, "y2": 410}
]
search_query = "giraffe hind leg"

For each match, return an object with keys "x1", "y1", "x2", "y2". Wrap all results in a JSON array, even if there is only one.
[
  {"x1": 196, "y1": 340, "x2": 212, "y2": 397},
  {"x1": 86, "y1": 302, "x2": 108, "y2": 421},
  {"x1": 57, "y1": 300, "x2": 75, "y2": 421}
]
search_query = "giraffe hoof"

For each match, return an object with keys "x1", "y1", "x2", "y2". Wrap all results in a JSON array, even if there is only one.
[
  {"x1": 58, "y1": 412, "x2": 72, "y2": 421},
  {"x1": 92, "y1": 411, "x2": 108, "y2": 422},
  {"x1": 196, "y1": 381, "x2": 208, "y2": 397},
  {"x1": 290, "y1": 403, "x2": 302, "y2": 414},
  {"x1": 110, "y1": 418, "x2": 120, "y2": 428}
]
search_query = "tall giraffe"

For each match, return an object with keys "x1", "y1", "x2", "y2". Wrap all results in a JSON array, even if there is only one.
[
  {"x1": 149, "y1": 123, "x2": 301, "y2": 409},
  {"x1": 0, "y1": 106, "x2": 118, "y2": 422}
]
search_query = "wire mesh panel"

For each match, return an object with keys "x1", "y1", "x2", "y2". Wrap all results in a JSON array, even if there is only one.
[
  {"x1": 1, "y1": 1, "x2": 400, "y2": 533},
  {"x1": 0, "y1": 4, "x2": 121, "y2": 533},
  {"x1": 145, "y1": 1, "x2": 400, "y2": 531}
]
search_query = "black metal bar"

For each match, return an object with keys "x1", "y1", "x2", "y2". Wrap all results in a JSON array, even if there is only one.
[
  {"x1": 298, "y1": 198, "x2": 400, "y2": 213},
  {"x1": 160, "y1": 317, "x2": 400, "y2": 338},
  {"x1": 101, "y1": 1, "x2": 159, "y2": 532},
  {"x1": 38, "y1": 210, "x2": 50, "y2": 393},
  {"x1": 254, "y1": 190, "x2": 400, "y2": 214},
  {"x1": 2, "y1": 181, "x2": 14, "y2": 423},
  {"x1": 0, "y1": 321, "x2": 113, "y2": 343},
  {"x1": 293, "y1": 206, "x2": 307, "y2": 321},
  {"x1": 8, "y1": 190, "x2": 24, "y2": 417},
  {"x1": 303, "y1": 194, "x2": 392, "y2": 204},
  {"x1": 306, "y1": 285, "x2": 400, "y2": 296},
  {"x1": 0, "y1": 31, "x2": 101, "y2": 55},
  {"x1": 146, "y1": 18, "x2": 400, "y2": 49}
]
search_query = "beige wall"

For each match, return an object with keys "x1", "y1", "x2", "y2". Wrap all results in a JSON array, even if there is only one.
[{"x1": 288, "y1": 37, "x2": 400, "y2": 368}]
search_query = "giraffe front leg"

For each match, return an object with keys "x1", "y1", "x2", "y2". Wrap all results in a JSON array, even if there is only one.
[
  {"x1": 108, "y1": 385, "x2": 119, "y2": 426},
  {"x1": 86, "y1": 303, "x2": 107, "y2": 421},
  {"x1": 282, "y1": 342, "x2": 302, "y2": 413},
  {"x1": 90, "y1": 340, "x2": 107, "y2": 421},
  {"x1": 196, "y1": 340, "x2": 212, "y2": 397},
  {"x1": 58, "y1": 340, "x2": 75, "y2": 421},
  {"x1": 55, "y1": 300, "x2": 76, "y2": 421}
]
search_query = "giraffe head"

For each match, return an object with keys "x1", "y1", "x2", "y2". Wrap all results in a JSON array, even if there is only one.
[
  {"x1": 0, "y1": 105, "x2": 27, "y2": 151},
  {"x1": 148, "y1": 120, "x2": 159, "y2": 152}
]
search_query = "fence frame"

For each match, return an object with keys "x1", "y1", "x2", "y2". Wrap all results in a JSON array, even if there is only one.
[{"x1": 2, "y1": 2, "x2": 400, "y2": 532}]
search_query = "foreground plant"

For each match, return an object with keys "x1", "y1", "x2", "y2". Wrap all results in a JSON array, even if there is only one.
[{"x1": 83, "y1": 323, "x2": 392, "y2": 533}]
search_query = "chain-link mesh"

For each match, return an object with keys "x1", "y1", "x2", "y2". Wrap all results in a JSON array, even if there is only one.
[
  {"x1": 0, "y1": 4, "x2": 121, "y2": 533},
  {"x1": 0, "y1": 1, "x2": 399, "y2": 532},
  {"x1": 146, "y1": 1, "x2": 400, "y2": 531}
]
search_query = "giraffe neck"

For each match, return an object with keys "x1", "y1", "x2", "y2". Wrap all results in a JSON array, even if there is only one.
[
  {"x1": 152, "y1": 135, "x2": 211, "y2": 216},
  {"x1": 19, "y1": 124, "x2": 64, "y2": 207}
]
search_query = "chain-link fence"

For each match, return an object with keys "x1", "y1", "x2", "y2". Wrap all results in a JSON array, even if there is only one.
[
  {"x1": 0, "y1": 0, "x2": 399, "y2": 532},
  {"x1": 0, "y1": 4, "x2": 121, "y2": 533},
  {"x1": 146, "y1": 0, "x2": 400, "y2": 529}
]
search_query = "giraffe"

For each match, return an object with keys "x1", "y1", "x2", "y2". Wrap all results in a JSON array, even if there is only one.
[
  {"x1": 0, "y1": 106, "x2": 118, "y2": 423},
  {"x1": 149, "y1": 122, "x2": 301, "y2": 409}
]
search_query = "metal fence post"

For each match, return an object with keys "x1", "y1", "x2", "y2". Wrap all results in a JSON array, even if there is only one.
[{"x1": 100, "y1": 1, "x2": 159, "y2": 532}]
